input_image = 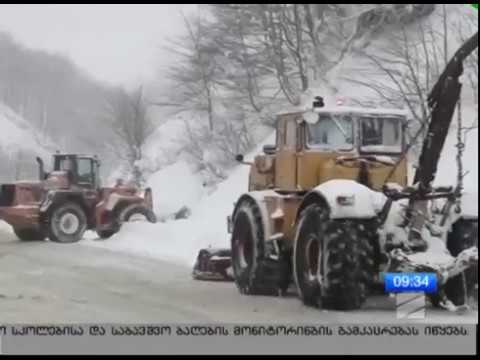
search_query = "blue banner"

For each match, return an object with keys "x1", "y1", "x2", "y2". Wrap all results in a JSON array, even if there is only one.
[{"x1": 384, "y1": 273, "x2": 437, "y2": 293}]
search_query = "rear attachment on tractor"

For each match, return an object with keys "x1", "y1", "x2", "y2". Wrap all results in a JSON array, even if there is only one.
[{"x1": 192, "y1": 248, "x2": 234, "y2": 281}]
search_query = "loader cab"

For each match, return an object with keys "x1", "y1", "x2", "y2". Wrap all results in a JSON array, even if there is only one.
[
  {"x1": 246, "y1": 106, "x2": 409, "y2": 192},
  {"x1": 52, "y1": 154, "x2": 101, "y2": 189}
]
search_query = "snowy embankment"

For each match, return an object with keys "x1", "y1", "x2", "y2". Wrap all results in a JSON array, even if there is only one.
[
  {"x1": 0, "y1": 103, "x2": 53, "y2": 233},
  {"x1": 83, "y1": 133, "x2": 276, "y2": 267}
]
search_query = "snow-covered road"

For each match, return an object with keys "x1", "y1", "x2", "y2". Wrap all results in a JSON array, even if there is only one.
[{"x1": 0, "y1": 227, "x2": 477, "y2": 324}]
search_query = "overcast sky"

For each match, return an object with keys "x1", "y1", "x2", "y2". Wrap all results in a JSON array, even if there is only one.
[{"x1": 0, "y1": 4, "x2": 196, "y2": 87}]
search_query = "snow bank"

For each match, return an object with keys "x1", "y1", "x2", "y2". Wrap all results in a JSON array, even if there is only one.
[
  {"x1": 83, "y1": 133, "x2": 276, "y2": 267},
  {"x1": 147, "y1": 160, "x2": 206, "y2": 218}
]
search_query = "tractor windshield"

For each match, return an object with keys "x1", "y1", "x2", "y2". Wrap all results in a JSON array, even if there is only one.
[
  {"x1": 58, "y1": 158, "x2": 74, "y2": 172},
  {"x1": 306, "y1": 114, "x2": 354, "y2": 151},
  {"x1": 360, "y1": 117, "x2": 403, "y2": 154}
]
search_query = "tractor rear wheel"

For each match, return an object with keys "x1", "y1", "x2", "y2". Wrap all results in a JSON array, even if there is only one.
[
  {"x1": 231, "y1": 198, "x2": 287, "y2": 296},
  {"x1": 48, "y1": 202, "x2": 87, "y2": 244},
  {"x1": 444, "y1": 219, "x2": 478, "y2": 306},
  {"x1": 14, "y1": 228, "x2": 46, "y2": 242},
  {"x1": 293, "y1": 204, "x2": 375, "y2": 310}
]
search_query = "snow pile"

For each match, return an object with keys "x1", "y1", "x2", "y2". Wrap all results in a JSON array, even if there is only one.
[
  {"x1": 83, "y1": 133, "x2": 275, "y2": 266},
  {"x1": 146, "y1": 160, "x2": 206, "y2": 218}
]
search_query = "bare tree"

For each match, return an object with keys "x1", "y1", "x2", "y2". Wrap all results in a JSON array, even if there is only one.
[
  {"x1": 341, "y1": 10, "x2": 461, "y2": 158},
  {"x1": 156, "y1": 14, "x2": 220, "y2": 132},
  {"x1": 105, "y1": 86, "x2": 155, "y2": 186}
]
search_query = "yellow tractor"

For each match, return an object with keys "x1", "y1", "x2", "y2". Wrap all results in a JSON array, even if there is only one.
[
  {"x1": 193, "y1": 32, "x2": 478, "y2": 311},
  {"x1": 226, "y1": 102, "x2": 476, "y2": 311},
  {"x1": 230, "y1": 105, "x2": 410, "y2": 307}
]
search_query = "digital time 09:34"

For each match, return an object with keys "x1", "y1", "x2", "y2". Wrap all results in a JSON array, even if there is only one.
[{"x1": 384, "y1": 272, "x2": 437, "y2": 293}]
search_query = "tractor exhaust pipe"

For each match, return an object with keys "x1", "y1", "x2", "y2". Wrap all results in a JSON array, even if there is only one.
[{"x1": 36, "y1": 157, "x2": 45, "y2": 180}]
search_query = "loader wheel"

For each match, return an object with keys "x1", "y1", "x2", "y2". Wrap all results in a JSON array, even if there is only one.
[
  {"x1": 231, "y1": 198, "x2": 286, "y2": 296},
  {"x1": 14, "y1": 228, "x2": 46, "y2": 242},
  {"x1": 444, "y1": 219, "x2": 478, "y2": 306},
  {"x1": 120, "y1": 205, "x2": 157, "y2": 224},
  {"x1": 48, "y1": 202, "x2": 87, "y2": 244},
  {"x1": 293, "y1": 204, "x2": 375, "y2": 310}
]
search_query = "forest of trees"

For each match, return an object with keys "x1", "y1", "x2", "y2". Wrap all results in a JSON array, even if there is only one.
[
  {"x1": 0, "y1": 4, "x2": 477, "y2": 186},
  {"x1": 0, "y1": 32, "x2": 154, "y2": 183},
  {"x1": 155, "y1": 4, "x2": 477, "y2": 181}
]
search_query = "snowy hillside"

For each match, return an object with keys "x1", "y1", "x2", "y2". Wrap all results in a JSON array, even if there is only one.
[
  {"x1": 0, "y1": 103, "x2": 53, "y2": 182},
  {"x1": 84, "y1": 5, "x2": 478, "y2": 268},
  {"x1": 0, "y1": 103, "x2": 51, "y2": 155}
]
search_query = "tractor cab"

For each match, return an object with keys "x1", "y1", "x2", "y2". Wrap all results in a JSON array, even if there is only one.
[
  {"x1": 39, "y1": 153, "x2": 101, "y2": 190},
  {"x1": 245, "y1": 104, "x2": 409, "y2": 192}
]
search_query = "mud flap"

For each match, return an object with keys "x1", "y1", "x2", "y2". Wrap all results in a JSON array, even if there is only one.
[{"x1": 192, "y1": 248, "x2": 234, "y2": 281}]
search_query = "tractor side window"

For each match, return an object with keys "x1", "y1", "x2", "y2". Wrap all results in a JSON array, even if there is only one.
[
  {"x1": 276, "y1": 119, "x2": 285, "y2": 149},
  {"x1": 360, "y1": 117, "x2": 402, "y2": 153},
  {"x1": 306, "y1": 114, "x2": 353, "y2": 151},
  {"x1": 77, "y1": 159, "x2": 94, "y2": 186},
  {"x1": 285, "y1": 120, "x2": 297, "y2": 149}
]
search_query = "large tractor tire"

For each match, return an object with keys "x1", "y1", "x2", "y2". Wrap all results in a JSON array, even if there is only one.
[
  {"x1": 14, "y1": 228, "x2": 46, "y2": 242},
  {"x1": 48, "y1": 202, "x2": 87, "y2": 244},
  {"x1": 293, "y1": 203, "x2": 375, "y2": 310},
  {"x1": 443, "y1": 219, "x2": 478, "y2": 306},
  {"x1": 96, "y1": 205, "x2": 156, "y2": 240},
  {"x1": 231, "y1": 197, "x2": 289, "y2": 296}
]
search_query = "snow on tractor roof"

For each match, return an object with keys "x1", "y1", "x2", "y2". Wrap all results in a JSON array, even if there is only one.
[
  {"x1": 311, "y1": 106, "x2": 408, "y2": 117},
  {"x1": 297, "y1": 106, "x2": 409, "y2": 125},
  {"x1": 277, "y1": 106, "x2": 408, "y2": 119},
  {"x1": 54, "y1": 153, "x2": 98, "y2": 159}
]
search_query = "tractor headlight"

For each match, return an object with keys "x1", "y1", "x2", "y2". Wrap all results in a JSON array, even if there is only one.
[{"x1": 336, "y1": 195, "x2": 355, "y2": 206}]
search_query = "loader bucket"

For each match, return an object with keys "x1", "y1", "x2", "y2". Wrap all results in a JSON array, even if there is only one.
[{"x1": 192, "y1": 248, "x2": 234, "y2": 281}]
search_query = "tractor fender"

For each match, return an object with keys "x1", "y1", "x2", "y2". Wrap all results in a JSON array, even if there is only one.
[
  {"x1": 40, "y1": 191, "x2": 89, "y2": 215},
  {"x1": 232, "y1": 190, "x2": 286, "y2": 244},
  {"x1": 104, "y1": 193, "x2": 142, "y2": 213},
  {"x1": 297, "y1": 179, "x2": 386, "y2": 221}
]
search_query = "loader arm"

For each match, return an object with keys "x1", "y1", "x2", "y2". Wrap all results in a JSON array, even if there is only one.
[{"x1": 413, "y1": 32, "x2": 478, "y2": 192}]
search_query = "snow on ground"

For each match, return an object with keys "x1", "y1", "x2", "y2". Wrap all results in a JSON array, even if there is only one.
[
  {"x1": 83, "y1": 133, "x2": 276, "y2": 267},
  {"x1": 0, "y1": 220, "x2": 14, "y2": 238}
]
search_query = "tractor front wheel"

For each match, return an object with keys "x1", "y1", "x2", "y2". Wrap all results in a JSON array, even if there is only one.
[
  {"x1": 444, "y1": 219, "x2": 478, "y2": 306},
  {"x1": 231, "y1": 198, "x2": 287, "y2": 296},
  {"x1": 293, "y1": 204, "x2": 375, "y2": 310},
  {"x1": 120, "y1": 205, "x2": 157, "y2": 224},
  {"x1": 48, "y1": 202, "x2": 87, "y2": 244}
]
